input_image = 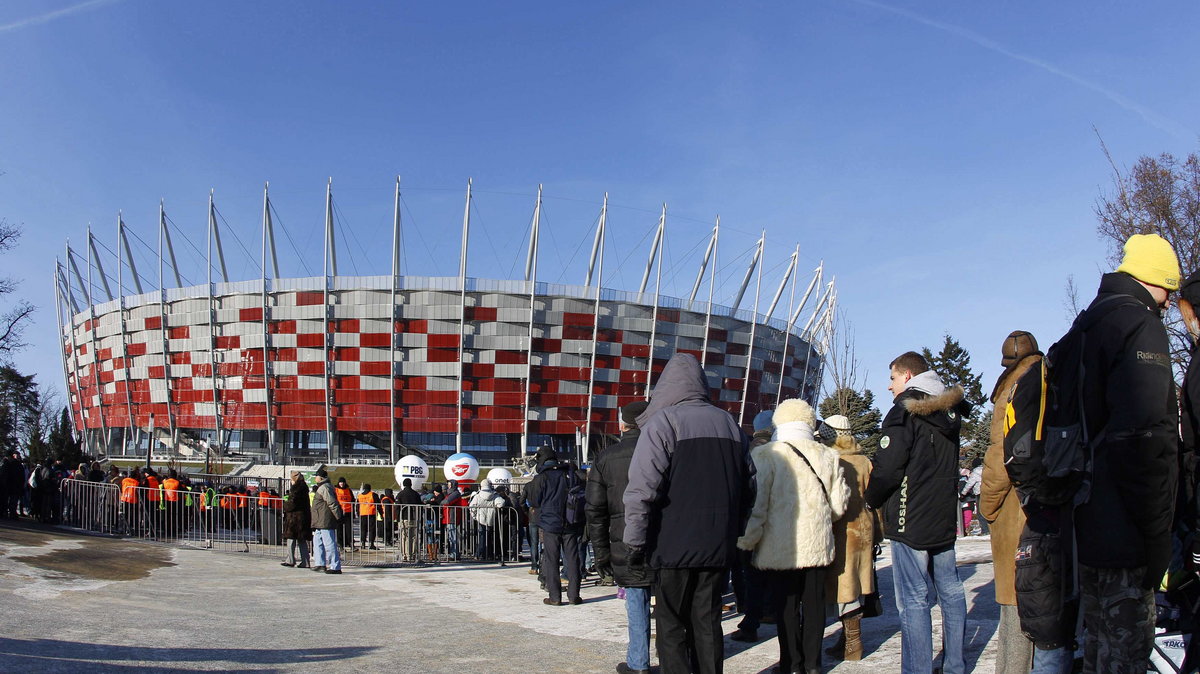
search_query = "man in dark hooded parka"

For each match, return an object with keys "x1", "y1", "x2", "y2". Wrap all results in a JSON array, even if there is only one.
[{"x1": 623, "y1": 353, "x2": 753, "y2": 674}]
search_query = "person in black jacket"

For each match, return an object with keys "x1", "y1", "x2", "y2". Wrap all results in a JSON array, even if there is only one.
[
  {"x1": 865, "y1": 351, "x2": 969, "y2": 674},
  {"x1": 586, "y1": 400, "x2": 651, "y2": 674},
  {"x1": 527, "y1": 449, "x2": 587, "y2": 606},
  {"x1": 624, "y1": 353, "x2": 753, "y2": 674},
  {"x1": 1073, "y1": 235, "x2": 1180, "y2": 672},
  {"x1": 395, "y1": 478, "x2": 423, "y2": 562}
]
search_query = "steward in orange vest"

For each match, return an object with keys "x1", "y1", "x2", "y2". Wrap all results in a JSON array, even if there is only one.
[
  {"x1": 334, "y1": 478, "x2": 354, "y2": 550},
  {"x1": 357, "y1": 484, "x2": 380, "y2": 550}
]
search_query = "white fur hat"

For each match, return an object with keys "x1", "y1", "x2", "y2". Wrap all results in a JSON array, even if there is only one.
[{"x1": 773, "y1": 398, "x2": 815, "y2": 428}]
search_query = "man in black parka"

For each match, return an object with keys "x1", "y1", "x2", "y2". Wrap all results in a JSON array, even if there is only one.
[
  {"x1": 586, "y1": 400, "x2": 651, "y2": 674},
  {"x1": 1074, "y1": 234, "x2": 1180, "y2": 672}
]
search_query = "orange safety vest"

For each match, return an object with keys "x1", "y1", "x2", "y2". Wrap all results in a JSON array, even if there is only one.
[
  {"x1": 235, "y1": 492, "x2": 248, "y2": 509},
  {"x1": 120, "y1": 477, "x2": 139, "y2": 504},
  {"x1": 335, "y1": 486, "x2": 353, "y2": 513},
  {"x1": 358, "y1": 492, "x2": 378, "y2": 516},
  {"x1": 163, "y1": 478, "x2": 181, "y2": 502},
  {"x1": 220, "y1": 494, "x2": 233, "y2": 509},
  {"x1": 145, "y1": 476, "x2": 161, "y2": 501}
]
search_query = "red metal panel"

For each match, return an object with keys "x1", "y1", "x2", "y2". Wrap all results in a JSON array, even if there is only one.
[
  {"x1": 239, "y1": 307, "x2": 263, "y2": 321},
  {"x1": 427, "y1": 348, "x2": 458, "y2": 362},
  {"x1": 359, "y1": 333, "x2": 390, "y2": 348},
  {"x1": 269, "y1": 320, "x2": 296, "y2": 334},
  {"x1": 144, "y1": 316, "x2": 161, "y2": 330},
  {"x1": 359, "y1": 361, "x2": 390, "y2": 376},
  {"x1": 296, "y1": 333, "x2": 324, "y2": 348},
  {"x1": 295, "y1": 291, "x2": 323, "y2": 306},
  {"x1": 168, "y1": 326, "x2": 189, "y2": 339}
]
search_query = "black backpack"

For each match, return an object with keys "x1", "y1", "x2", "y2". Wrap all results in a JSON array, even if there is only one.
[
  {"x1": 564, "y1": 468, "x2": 587, "y2": 527},
  {"x1": 1002, "y1": 295, "x2": 1139, "y2": 508}
]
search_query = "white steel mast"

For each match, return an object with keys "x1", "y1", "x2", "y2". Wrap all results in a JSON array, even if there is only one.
[
  {"x1": 390, "y1": 177, "x2": 401, "y2": 462},
  {"x1": 521, "y1": 185, "x2": 541, "y2": 455},
  {"x1": 322, "y1": 179, "x2": 335, "y2": 462},
  {"x1": 643, "y1": 205, "x2": 665, "y2": 399},
  {"x1": 583, "y1": 194, "x2": 607, "y2": 464},
  {"x1": 700, "y1": 218, "x2": 719, "y2": 369},
  {"x1": 738, "y1": 232, "x2": 765, "y2": 426},
  {"x1": 456, "y1": 178, "x2": 471, "y2": 453}
]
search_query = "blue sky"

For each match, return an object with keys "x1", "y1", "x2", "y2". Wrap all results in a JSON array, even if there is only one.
[{"x1": 2, "y1": 0, "x2": 1198, "y2": 411}]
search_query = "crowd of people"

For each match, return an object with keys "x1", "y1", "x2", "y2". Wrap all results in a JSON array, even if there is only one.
[
  {"x1": 7, "y1": 231, "x2": 1198, "y2": 673},
  {"x1": 513, "y1": 233, "x2": 1200, "y2": 674}
]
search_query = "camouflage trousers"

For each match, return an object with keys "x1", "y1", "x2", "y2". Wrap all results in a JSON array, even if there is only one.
[{"x1": 1080, "y1": 564, "x2": 1154, "y2": 673}]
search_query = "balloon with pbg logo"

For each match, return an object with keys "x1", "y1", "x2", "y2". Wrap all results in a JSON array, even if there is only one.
[
  {"x1": 395, "y1": 455, "x2": 429, "y2": 489},
  {"x1": 442, "y1": 453, "x2": 480, "y2": 484}
]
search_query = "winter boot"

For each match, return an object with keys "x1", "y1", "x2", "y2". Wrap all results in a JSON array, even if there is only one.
[{"x1": 843, "y1": 615, "x2": 863, "y2": 661}]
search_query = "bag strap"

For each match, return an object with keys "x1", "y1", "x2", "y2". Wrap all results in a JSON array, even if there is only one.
[{"x1": 782, "y1": 442, "x2": 830, "y2": 507}]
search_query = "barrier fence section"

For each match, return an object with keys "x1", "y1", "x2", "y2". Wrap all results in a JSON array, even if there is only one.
[{"x1": 60, "y1": 479, "x2": 527, "y2": 567}]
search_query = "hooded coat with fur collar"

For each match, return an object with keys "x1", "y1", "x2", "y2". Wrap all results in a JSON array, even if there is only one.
[
  {"x1": 737, "y1": 404, "x2": 849, "y2": 570},
  {"x1": 865, "y1": 372, "x2": 969, "y2": 551}
]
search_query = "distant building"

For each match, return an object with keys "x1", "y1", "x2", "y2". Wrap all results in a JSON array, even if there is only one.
[{"x1": 55, "y1": 183, "x2": 831, "y2": 465}]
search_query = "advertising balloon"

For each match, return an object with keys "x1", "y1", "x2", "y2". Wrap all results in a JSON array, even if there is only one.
[
  {"x1": 486, "y1": 467, "x2": 513, "y2": 486},
  {"x1": 395, "y1": 455, "x2": 429, "y2": 488},
  {"x1": 442, "y1": 452, "x2": 480, "y2": 483}
]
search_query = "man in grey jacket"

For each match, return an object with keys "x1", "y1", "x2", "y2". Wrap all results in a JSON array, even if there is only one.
[
  {"x1": 624, "y1": 353, "x2": 753, "y2": 674},
  {"x1": 309, "y1": 469, "x2": 343, "y2": 574}
]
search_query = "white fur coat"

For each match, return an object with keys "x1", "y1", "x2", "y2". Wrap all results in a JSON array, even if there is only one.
[{"x1": 737, "y1": 421, "x2": 850, "y2": 570}]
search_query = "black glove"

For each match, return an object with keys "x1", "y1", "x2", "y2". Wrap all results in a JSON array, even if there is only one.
[
  {"x1": 596, "y1": 561, "x2": 614, "y2": 578},
  {"x1": 627, "y1": 545, "x2": 645, "y2": 566}
]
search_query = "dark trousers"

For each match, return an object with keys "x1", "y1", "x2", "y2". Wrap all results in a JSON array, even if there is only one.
[
  {"x1": 541, "y1": 530, "x2": 582, "y2": 603},
  {"x1": 732, "y1": 549, "x2": 766, "y2": 631},
  {"x1": 767, "y1": 566, "x2": 827, "y2": 673},
  {"x1": 359, "y1": 514, "x2": 376, "y2": 547},
  {"x1": 655, "y1": 567, "x2": 726, "y2": 674},
  {"x1": 337, "y1": 512, "x2": 353, "y2": 548}
]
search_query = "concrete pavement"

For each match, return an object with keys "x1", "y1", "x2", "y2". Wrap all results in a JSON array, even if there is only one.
[{"x1": 0, "y1": 521, "x2": 999, "y2": 672}]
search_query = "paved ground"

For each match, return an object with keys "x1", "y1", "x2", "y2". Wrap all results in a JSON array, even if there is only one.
[{"x1": 0, "y1": 520, "x2": 999, "y2": 673}]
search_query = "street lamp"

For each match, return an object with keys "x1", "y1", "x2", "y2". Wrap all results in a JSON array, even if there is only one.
[{"x1": 145, "y1": 412, "x2": 155, "y2": 469}]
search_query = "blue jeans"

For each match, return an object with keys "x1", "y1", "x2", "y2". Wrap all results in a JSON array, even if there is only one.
[
  {"x1": 445, "y1": 523, "x2": 459, "y2": 560},
  {"x1": 528, "y1": 523, "x2": 540, "y2": 570},
  {"x1": 891, "y1": 541, "x2": 966, "y2": 674},
  {"x1": 1031, "y1": 646, "x2": 1072, "y2": 673},
  {"x1": 312, "y1": 528, "x2": 341, "y2": 571},
  {"x1": 625, "y1": 586, "x2": 651, "y2": 670}
]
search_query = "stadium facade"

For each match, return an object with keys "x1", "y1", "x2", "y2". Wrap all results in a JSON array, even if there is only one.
[{"x1": 55, "y1": 181, "x2": 833, "y2": 465}]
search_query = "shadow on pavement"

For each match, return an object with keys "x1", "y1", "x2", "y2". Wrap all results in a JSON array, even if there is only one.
[{"x1": 0, "y1": 637, "x2": 378, "y2": 670}]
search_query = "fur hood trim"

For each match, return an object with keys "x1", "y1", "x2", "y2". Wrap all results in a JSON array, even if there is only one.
[{"x1": 902, "y1": 384, "x2": 965, "y2": 416}]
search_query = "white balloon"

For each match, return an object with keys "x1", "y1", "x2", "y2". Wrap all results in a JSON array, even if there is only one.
[
  {"x1": 442, "y1": 452, "x2": 480, "y2": 483},
  {"x1": 486, "y1": 467, "x2": 513, "y2": 486},
  {"x1": 395, "y1": 455, "x2": 429, "y2": 488}
]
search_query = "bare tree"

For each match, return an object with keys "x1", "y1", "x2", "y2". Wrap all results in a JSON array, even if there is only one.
[
  {"x1": 821, "y1": 310, "x2": 864, "y2": 416},
  {"x1": 0, "y1": 220, "x2": 34, "y2": 359},
  {"x1": 1094, "y1": 136, "x2": 1200, "y2": 378},
  {"x1": 1063, "y1": 274, "x2": 1082, "y2": 321}
]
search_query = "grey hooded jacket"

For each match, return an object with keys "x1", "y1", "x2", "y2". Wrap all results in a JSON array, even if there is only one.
[{"x1": 622, "y1": 353, "x2": 753, "y2": 569}]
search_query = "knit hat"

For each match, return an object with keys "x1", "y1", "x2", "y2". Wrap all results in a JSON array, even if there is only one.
[
  {"x1": 480, "y1": 479, "x2": 491, "y2": 490},
  {"x1": 752, "y1": 410, "x2": 774, "y2": 433},
  {"x1": 1181, "y1": 268, "x2": 1200, "y2": 307},
  {"x1": 772, "y1": 398, "x2": 815, "y2": 428},
  {"x1": 823, "y1": 414, "x2": 852, "y2": 435},
  {"x1": 314, "y1": 468, "x2": 328, "y2": 478},
  {"x1": 1000, "y1": 330, "x2": 1039, "y2": 367},
  {"x1": 1116, "y1": 233, "x2": 1181, "y2": 291},
  {"x1": 621, "y1": 400, "x2": 649, "y2": 426}
]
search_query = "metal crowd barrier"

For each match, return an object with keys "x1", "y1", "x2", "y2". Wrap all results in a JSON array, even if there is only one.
[{"x1": 59, "y1": 479, "x2": 527, "y2": 568}]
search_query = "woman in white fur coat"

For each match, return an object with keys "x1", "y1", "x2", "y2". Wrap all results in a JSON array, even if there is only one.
[{"x1": 737, "y1": 398, "x2": 850, "y2": 674}]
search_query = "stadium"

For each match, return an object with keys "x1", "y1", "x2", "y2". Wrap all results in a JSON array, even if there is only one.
[{"x1": 54, "y1": 181, "x2": 833, "y2": 466}]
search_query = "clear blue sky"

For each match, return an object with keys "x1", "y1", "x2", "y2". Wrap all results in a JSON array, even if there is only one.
[{"x1": 2, "y1": 0, "x2": 1198, "y2": 411}]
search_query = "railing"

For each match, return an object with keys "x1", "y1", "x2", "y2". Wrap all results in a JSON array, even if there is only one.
[{"x1": 59, "y1": 479, "x2": 527, "y2": 567}]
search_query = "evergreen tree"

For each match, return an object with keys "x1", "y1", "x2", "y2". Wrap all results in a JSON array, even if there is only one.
[
  {"x1": 922, "y1": 335, "x2": 989, "y2": 463},
  {"x1": 43, "y1": 407, "x2": 83, "y2": 466},
  {"x1": 818, "y1": 387, "x2": 883, "y2": 455}
]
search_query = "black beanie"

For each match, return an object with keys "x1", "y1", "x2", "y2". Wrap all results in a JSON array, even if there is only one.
[
  {"x1": 1181, "y1": 269, "x2": 1200, "y2": 307},
  {"x1": 621, "y1": 400, "x2": 649, "y2": 426}
]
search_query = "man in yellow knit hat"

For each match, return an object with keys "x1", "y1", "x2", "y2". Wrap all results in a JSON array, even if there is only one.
[{"x1": 1074, "y1": 232, "x2": 1179, "y2": 673}]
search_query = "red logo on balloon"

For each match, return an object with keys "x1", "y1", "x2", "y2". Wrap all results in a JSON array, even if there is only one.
[{"x1": 451, "y1": 464, "x2": 469, "y2": 477}]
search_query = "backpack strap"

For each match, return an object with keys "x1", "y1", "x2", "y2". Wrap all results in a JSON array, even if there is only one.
[{"x1": 782, "y1": 442, "x2": 830, "y2": 508}]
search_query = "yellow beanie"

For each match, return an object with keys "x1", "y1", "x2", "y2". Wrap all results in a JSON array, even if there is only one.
[{"x1": 1116, "y1": 233, "x2": 1180, "y2": 291}]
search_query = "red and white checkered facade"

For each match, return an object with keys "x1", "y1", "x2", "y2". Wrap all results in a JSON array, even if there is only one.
[{"x1": 62, "y1": 275, "x2": 820, "y2": 454}]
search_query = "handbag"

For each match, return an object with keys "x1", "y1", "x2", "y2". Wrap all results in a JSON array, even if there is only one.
[{"x1": 787, "y1": 442, "x2": 885, "y2": 618}]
